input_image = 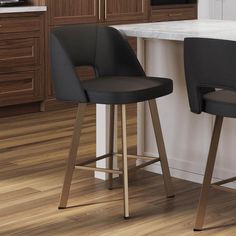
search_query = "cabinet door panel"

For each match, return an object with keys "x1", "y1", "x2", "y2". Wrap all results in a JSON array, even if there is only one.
[
  {"x1": 0, "y1": 70, "x2": 44, "y2": 106},
  {"x1": 0, "y1": 38, "x2": 40, "y2": 72},
  {"x1": 151, "y1": 7, "x2": 197, "y2": 22},
  {"x1": 49, "y1": 0, "x2": 99, "y2": 25},
  {"x1": 104, "y1": 0, "x2": 148, "y2": 22},
  {"x1": 0, "y1": 16, "x2": 41, "y2": 33}
]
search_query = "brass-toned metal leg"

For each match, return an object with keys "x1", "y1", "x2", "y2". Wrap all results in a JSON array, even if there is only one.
[
  {"x1": 108, "y1": 105, "x2": 115, "y2": 190},
  {"x1": 148, "y1": 99, "x2": 174, "y2": 198},
  {"x1": 59, "y1": 103, "x2": 87, "y2": 209},
  {"x1": 194, "y1": 116, "x2": 223, "y2": 231},
  {"x1": 121, "y1": 104, "x2": 129, "y2": 219}
]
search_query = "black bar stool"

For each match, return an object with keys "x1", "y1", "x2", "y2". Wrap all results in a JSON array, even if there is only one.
[
  {"x1": 50, "y1": 24, "x2": 174, "y2": 218},
  {"x1": 184, "y1": 38, "x2": 236, "y2": 231}
]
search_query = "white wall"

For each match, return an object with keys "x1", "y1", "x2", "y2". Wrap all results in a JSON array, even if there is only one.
[
  {"x1": 198, "y1": 0, "x2": 211, "y2": 19},
  {"x1": 210, "y1": 0, "x2": 236, "y2": 20}
]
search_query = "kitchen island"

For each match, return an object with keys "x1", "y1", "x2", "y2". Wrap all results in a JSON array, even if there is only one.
[{"x1": 96, "y1": 20, "x2": 236, "y2": 186}]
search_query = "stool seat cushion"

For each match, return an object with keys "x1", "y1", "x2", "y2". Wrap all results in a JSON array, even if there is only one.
[
  {"x1": 203, "y1": 90, "x2": 236, "y2": 118},
  {"x1": 82, "y1": 76, "x2": 173, "y2": 104}
]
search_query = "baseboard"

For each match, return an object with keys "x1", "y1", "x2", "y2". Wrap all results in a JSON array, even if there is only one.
[
  {"x1": 95, "y1": 172, "x2": 107, "y2": 180},
  {"x1": 94, "y1": 151, "x2": 236, "y2": 189},
  {"x1": 142, "y1": 151, "x2": 236, "y2": 189}
]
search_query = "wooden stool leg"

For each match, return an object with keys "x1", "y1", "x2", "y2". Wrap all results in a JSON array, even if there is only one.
[
  {"x1": 121, "y1": 104, "x2": 129, "y2": 218},
  {"x1": 108, "y1": 105, "x2": 115, "y2": 190},
  {"x1": 194, "y1": 116, "x2": 223, "y2": 231},
  {"x1": 59, "y1": 103, "x2": 87, "y2": 209},
  {"x1": 148, "y1": 99, "x2": 175, "y2": 198}
]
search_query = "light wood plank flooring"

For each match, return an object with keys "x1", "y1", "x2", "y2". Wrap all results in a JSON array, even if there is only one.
[{"x1": 0, "y1": 105, "x2": 236, "y2": 236}]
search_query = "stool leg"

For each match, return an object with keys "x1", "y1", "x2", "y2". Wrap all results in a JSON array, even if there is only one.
[
  {"x1": 121, "y1": 104, "x2": 129, "y2": 219},
  {"x1": 148, "y1": 99, "x2": 174, "y2": 198},
  {"x1": 194, "y1": 116, "x2": 223, "y2": 231},
  {"x1": 59, "y1": 103, "x2": 87, "y2": 209},
  {"x1": 108, "y1": 105, "x2": 115, "y2": 190}
]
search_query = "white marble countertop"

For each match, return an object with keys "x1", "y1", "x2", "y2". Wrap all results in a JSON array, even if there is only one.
[
  {"x1": 114, "y1": 19, "x2": 236, "y2": 41},
  {"x1": 0, "y1": 6, "x2": 47, "y2": 14}
]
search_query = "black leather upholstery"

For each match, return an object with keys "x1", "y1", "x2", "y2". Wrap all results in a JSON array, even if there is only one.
[
  {"x1": 203, "y1": 90, "x2": 236, "y2": 118},
  {"x1": 50, "y1": 24, "x2": 173, "y2": 104},
  {"x1": 83, "y1": 76, "x2": 173, "y2": 104},
  {"x1": 184, "y1": 38, "x2": 236, "y2": 117}
]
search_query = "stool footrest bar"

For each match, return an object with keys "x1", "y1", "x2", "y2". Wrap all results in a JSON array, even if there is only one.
[
  {"x1": 129, "y1": 158, "x2": 160, "y2": 172},
  {"x1": 211, "y1": 184, "x2": 236, "y2": 194},
  {"x1": 211, "y1": 176, "x2": 236, "y2": 194},
  {"x1": 76, "y1": 153, "x2": 112, "y2": 166},
  {"x1": 212, "y1": 176, "x2": 236, "y2": 186},
  {"x1": 116, "y1": 153, "x2": 159, "y2": 161},
  {"x1": 75, "y1": 154, "x2": 160, "y2": 175},
  {"x1": 75, "y1": 166, "x2": 122, "y2": 175}
]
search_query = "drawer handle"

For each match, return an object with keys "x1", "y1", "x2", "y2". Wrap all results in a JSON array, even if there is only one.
[{"x1": 169, "y1": 13, "x2": 183, "y2": 17}]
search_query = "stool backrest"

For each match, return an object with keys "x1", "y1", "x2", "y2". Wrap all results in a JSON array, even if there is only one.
[
  {"x1": 184, "y1": 38, "x2": 236, "y2": 114},
  {"x1": 50, "y1": 24, "x2": 145, "y2": 103}
]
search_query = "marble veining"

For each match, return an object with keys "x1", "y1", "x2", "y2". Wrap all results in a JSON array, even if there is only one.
[
  {"x1": 0, "y1": 6, "x2": 47, "y2": 14},
  {"x1": 113, "y1": 20, "x2": 236, "y2": 41}
]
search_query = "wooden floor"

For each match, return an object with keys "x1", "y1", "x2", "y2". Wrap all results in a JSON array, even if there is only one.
[{"x1": 0, "y1": 104, "x2": 236, "y2": 236}]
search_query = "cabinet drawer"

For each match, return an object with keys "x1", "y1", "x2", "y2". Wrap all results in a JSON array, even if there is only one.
[
  {"x1": 0, "y1": 16, "x2": 41, "y2": 34},
  {"x1": 104, "y1": 0, "x2": 148, "y2": 23},
  {"x1": 49, "y1": 0, "x2": 99, "y2": 25},
  {"x1": 0, "y1": 70, "x2": 44, "y2": 106},
  {"x1": 0, "y1": 38, "x2": 40, "y2": 71},
  {"x1": 151, "y1": 7, "x2": 197, "y2": 22}
]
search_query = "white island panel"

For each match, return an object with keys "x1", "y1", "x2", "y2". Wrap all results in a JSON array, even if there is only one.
[
  {"x1": 100, "y1": 20, "x2": 236, "y2": 185},
  {"x1": 143, "y1": 39, "x2": 213, "y2": 182}
]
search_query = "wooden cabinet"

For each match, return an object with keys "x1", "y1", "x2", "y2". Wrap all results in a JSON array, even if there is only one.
[
  {"x1": 0, "y1": 70, "x2": 42, "y2": 107},
  {"x1": 48, "y1": 0, "x2": 100, "y2": 26},
  {"x1": 0, "y1": 38, "x2": 40, "y2": 72},
  {"x1": 0, "y1": 13, "x2": 45, "y2": 109},
  {"x1": 47, "y1": 0, "x2": 149, "y2": 25},
  {"x1": 150, "y1": 4, "x2": 197, "y2": 22},
  {"x1": 0, "y1": 15, "x2": 41, "y2": 33},
  {"x1": 103, "y1": 0, "x2": 149, "y2": 23}
]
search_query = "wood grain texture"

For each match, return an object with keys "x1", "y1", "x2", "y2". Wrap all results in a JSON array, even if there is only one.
[
  {"x1": 150, "y1": 4, "x2": 197, "y2": 22},
  {"x1": 0, "y1": 12, "x2": 45, "y2": 112},
  {"x1": 0, "y1": 70, "x2": 43, "y2": 107},
  {"x1": 104, "y1": 0, "x2": 149, "y2": 22},
  {"x1": 0, "y1": 38, "x2": 39, "y2": 66},
  {"x1": 0, "y1": 105, "x2": 236, "y2": 235},
  {"x1": 48, "y1": 0, "x2": 99, "y2": 26},
  {"x1": 0, "y1": 14, "x2": 41, "y2": 33}
]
